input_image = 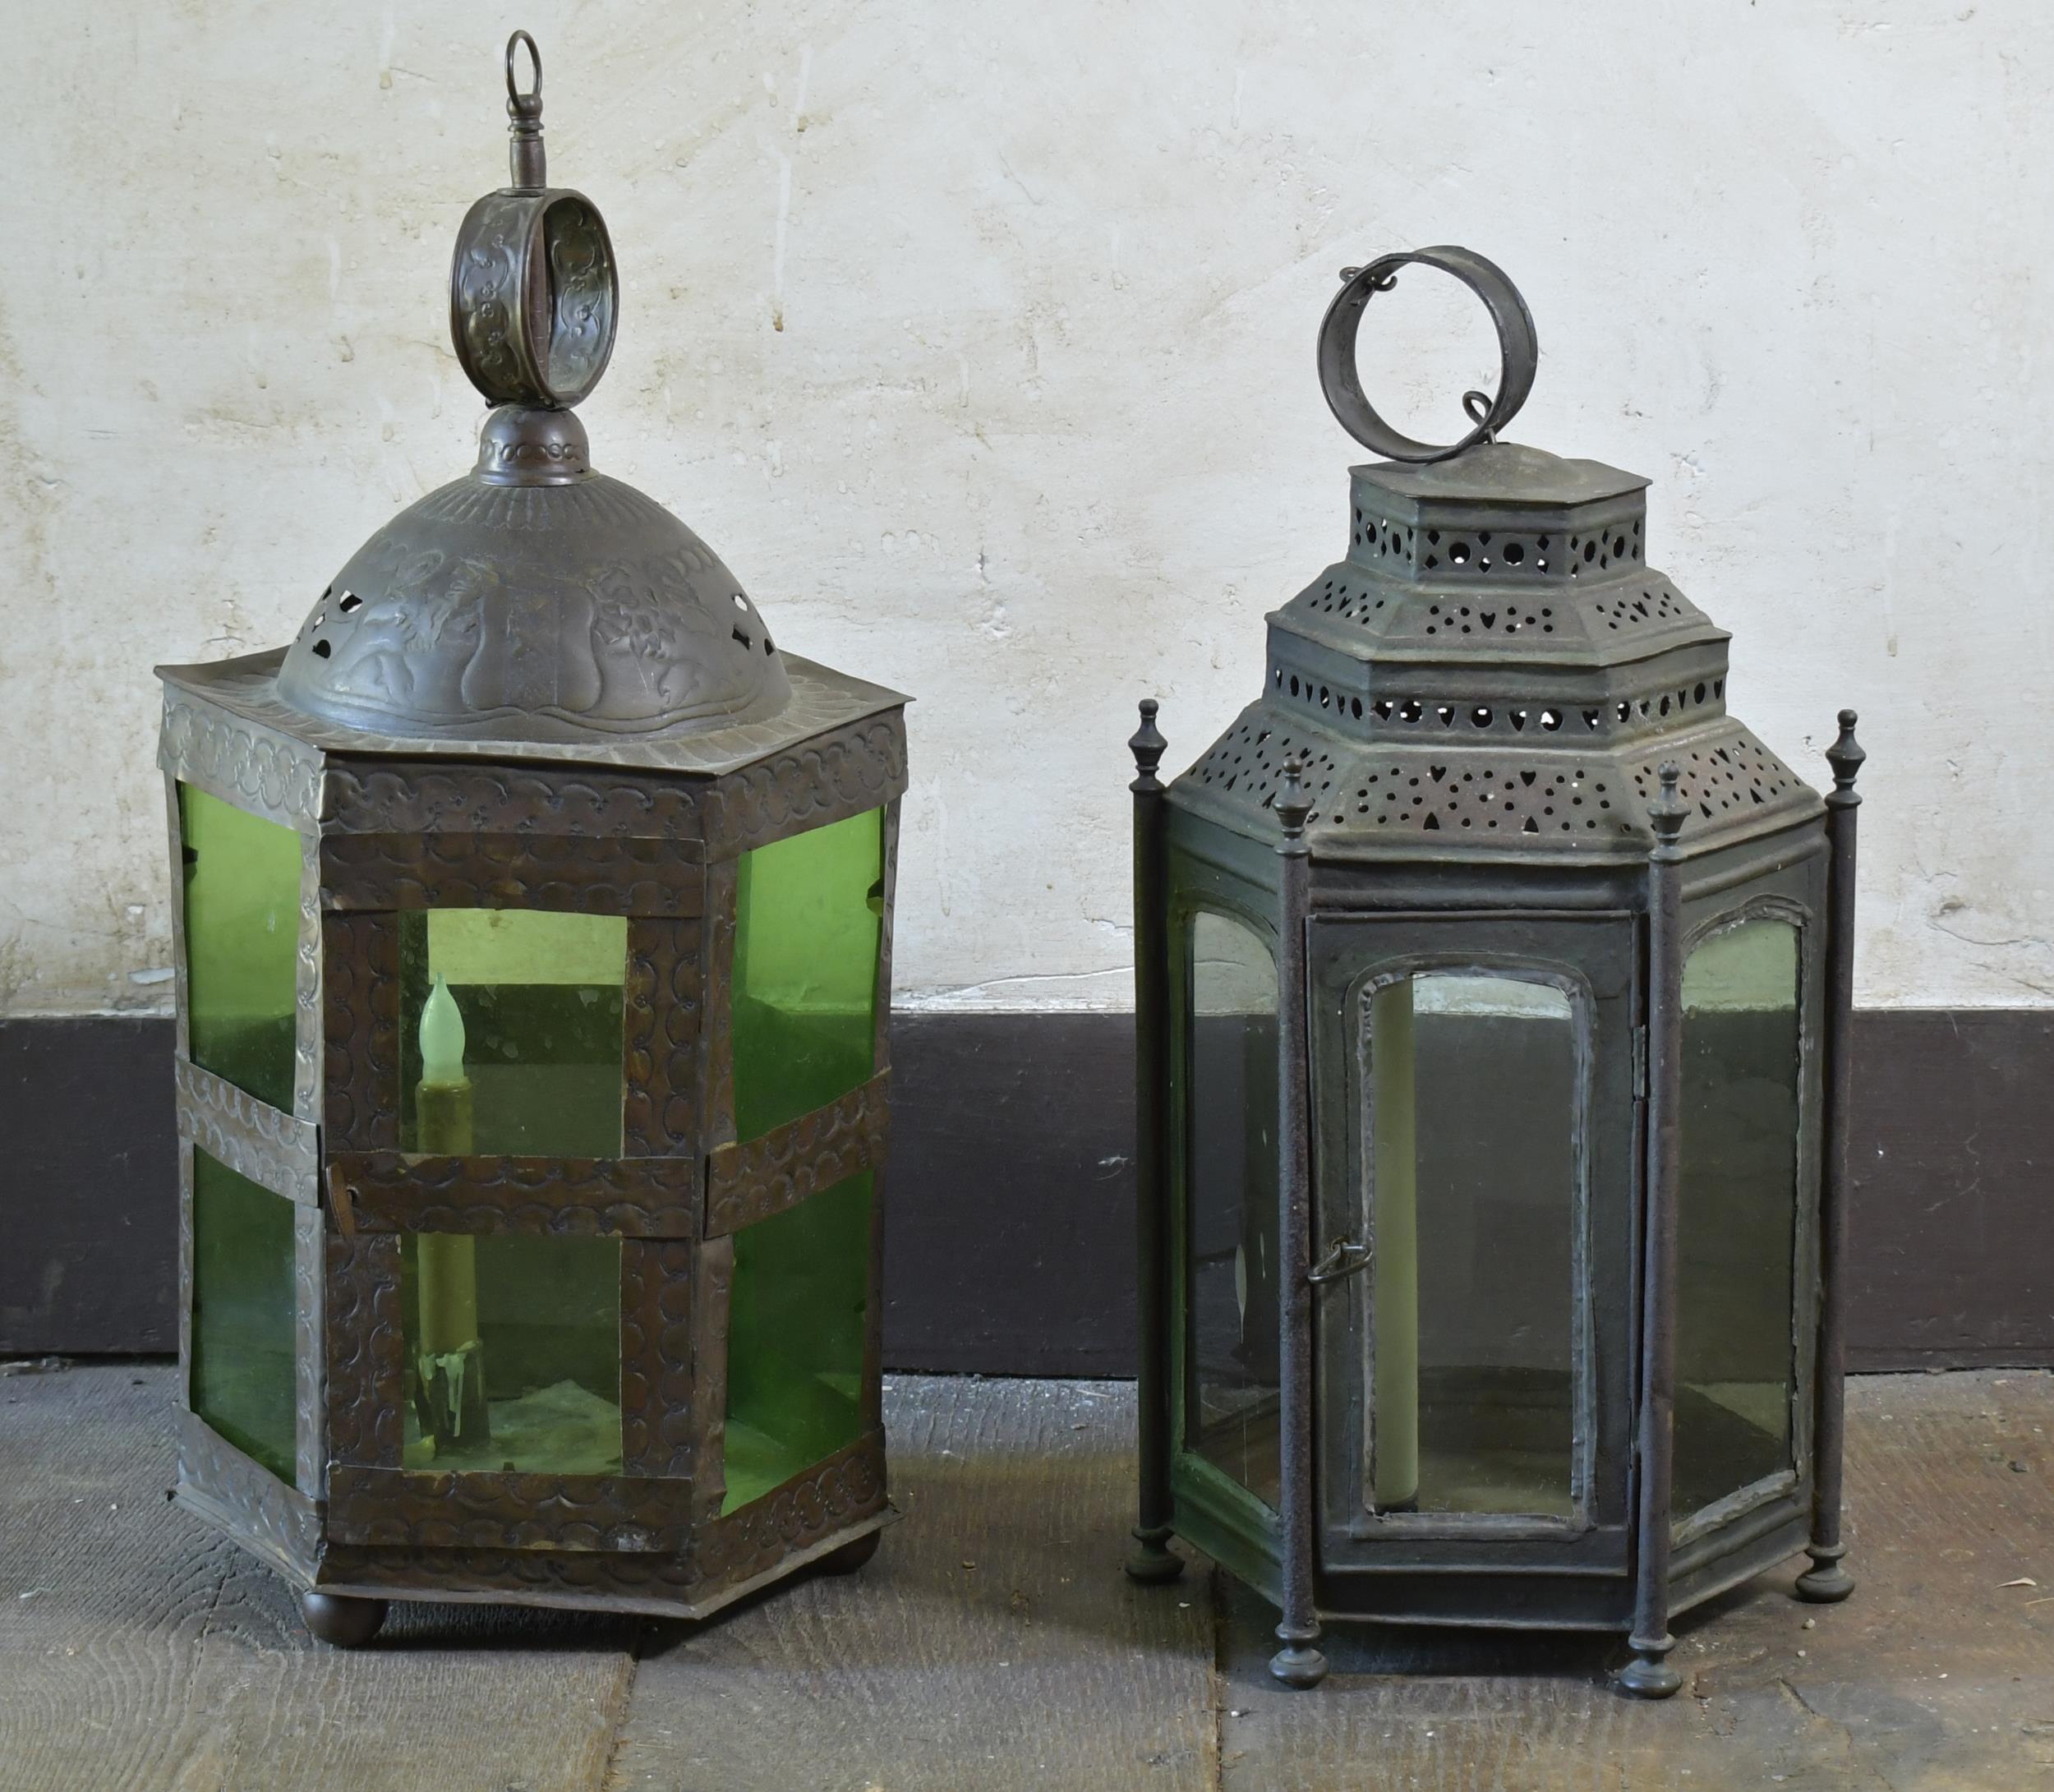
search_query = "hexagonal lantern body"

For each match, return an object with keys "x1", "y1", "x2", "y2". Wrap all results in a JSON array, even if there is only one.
[
  {"x1": 156, "y1": 38, "x2": 905, "y2": 1641},
  {"x1": 1125, "y1": 253, "x2": 1863, "y2": 1697}
]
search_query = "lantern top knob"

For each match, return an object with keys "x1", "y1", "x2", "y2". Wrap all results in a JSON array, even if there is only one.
[{"x1": 1317, "y1": 246, "x2": 1539, "y2": 465}]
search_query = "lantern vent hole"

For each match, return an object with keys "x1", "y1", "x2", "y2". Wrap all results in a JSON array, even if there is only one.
[
  {"x1": 312, "y1": 639, "x2": 332, "y2": 659},
  {"x1": 338, "y1": 592, "x2": 362, "y2": 613}
]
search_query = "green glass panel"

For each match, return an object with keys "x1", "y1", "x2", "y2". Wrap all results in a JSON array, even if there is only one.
[
  {"x1": 398, "y1": 909, "x2": 628, "y2": 1158},
  {"x1": 399, "y1": 1232, "x2": 622, "y2": 1474},
  {"x1": 1370, "y1": 974, "x2": 1578, "y2": 1519},
  {"x1": 731, "y1": 809, "x2": 885, "y2": 1142},
  {"x1": 1185, "y1": 911, "x2": 1281, "y2": 1509},
  {"x1": 191, "y1": 1148, "x2": 297, "y2": 1482},
  {"x1": 178, "y1": 784, "x2": 301, "y2": 1113},
  {"x1": 1675, "y1": 918, "x2": 1801, "y2": 1523},
  {"x1": 722, "y1": 1171, "x2": 871, "y2": 1512}
]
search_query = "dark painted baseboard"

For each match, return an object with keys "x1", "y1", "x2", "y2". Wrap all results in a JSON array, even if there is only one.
[{"x1": 4, "y1": 1011, "x2": 2050, "y2": 1372}]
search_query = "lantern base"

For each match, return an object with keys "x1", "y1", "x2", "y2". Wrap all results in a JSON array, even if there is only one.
[
  {"x1": 816, "y1": 1528, "x2": 882, "y2": 1576},
  {"x1": 302, "y1": 1591, "x2": 389, "y2": 1648}
]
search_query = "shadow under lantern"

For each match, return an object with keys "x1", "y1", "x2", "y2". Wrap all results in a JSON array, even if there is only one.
[
  {"x1": 1125, "y1": 247, "x2": 1863, "y2": 1697},
  {"x1": 157, "y1": 35, "x2": 906, "y2": 1646}
]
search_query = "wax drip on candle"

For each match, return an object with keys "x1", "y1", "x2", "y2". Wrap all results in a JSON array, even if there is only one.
[{"x1": 420, "y1": 973, "x2": 467, "y2": 1087}]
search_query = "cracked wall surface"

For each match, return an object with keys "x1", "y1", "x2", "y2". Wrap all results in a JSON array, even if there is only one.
[{"x1": 4, "y1": 2, "x2": 2049, "y2": 1016}]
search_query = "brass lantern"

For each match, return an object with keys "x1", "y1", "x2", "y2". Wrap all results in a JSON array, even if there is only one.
[
  {"x1": 1125, "y1": 249, "x2": 1863, "y2": 1696},
  {"x1": 159, "y1": 35, "x2": 905, "y2": 1644}
]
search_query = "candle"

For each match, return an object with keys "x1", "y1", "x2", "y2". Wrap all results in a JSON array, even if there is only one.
[{"x1": 414, "y1": 974, "x2": 487, "y2": 1449}]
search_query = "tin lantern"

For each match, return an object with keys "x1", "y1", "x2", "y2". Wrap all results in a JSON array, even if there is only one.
[
  {"x1": 1124, "y1": 248, "x2": 1863, "y2": 1697},
  {"x1": 159, "y1": 35, "x2": 906, "y2": 1645}
]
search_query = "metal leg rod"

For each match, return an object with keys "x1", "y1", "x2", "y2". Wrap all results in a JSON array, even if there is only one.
[
  {"x1": 1798, "y1": 711, "x2": 1863, "y2": 1605},
  {"x1": 1269, "y1": 763, "x2": 1327, "y2": 1688},
  {"x1": 1622, "y1": 764, "x2": 1687, "y2": 1701}
]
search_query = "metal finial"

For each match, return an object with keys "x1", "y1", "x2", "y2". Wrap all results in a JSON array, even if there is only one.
[
  {"x1": 505, "y1": 31, "x2": 546, "y2": 188},
  {"x1": 1129, "y1": 698, "x2": 1167, "y2": 788},
  {"x1": 1276, "y1": 759, "x2": 1311, "y2": 845},
  {"x1": 1649, "y1": 762, "x2": 1688, "y2": 850},
  {"x1": 1826, "y1": 709, "x2": 1866, "y2": 796},
  {"x1": 1316, "y1": 246, "x2": 1538, "y2": 463}
]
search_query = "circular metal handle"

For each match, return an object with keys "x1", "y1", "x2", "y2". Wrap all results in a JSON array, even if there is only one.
[
  {"x1": 505, "y1": 30, "x2": 541, "y2": 108},
  {"x1": 1316, "y1": 246, "x2": 1539, "y2": 463}
]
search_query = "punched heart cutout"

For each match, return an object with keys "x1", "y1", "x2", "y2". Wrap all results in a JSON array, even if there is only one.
[
  {"x1": 1520, "y1": 770, "x2": 1538, "y2": 785},
  {"x1": 1430, "y1": 765, "x2": 1448, "y2": 783},
  {"x1": 1480, "y1": 612, "x2": 1497, "y2": 629}
]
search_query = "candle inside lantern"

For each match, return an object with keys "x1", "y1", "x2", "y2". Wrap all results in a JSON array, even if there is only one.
[
  {"x1": 412, "y1": 973, "x2": 489, "y2": 1451},
  {"x1": 1371, "y1": 978, "x2": 1420, "y2": 1512}
]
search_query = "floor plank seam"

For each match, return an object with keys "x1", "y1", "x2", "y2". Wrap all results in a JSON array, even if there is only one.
[
  {"x1": 596, "y1": 1617, "x2": 647, "y2": 1792},
  {"x1": 1206, "y1": 1563, "x2": 1228, "y2": 1790}
]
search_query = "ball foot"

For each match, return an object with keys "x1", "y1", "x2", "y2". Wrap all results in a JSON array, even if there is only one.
[
  {"x1": 1618, "y1": 1652, "x2": 1683, "y2": 1700},
  {"x1": 301, "y1": 1591, "x2": 388, "y2": 1648},
  {"x1": 1795, "y1": 1561, "x2": 1855, "y2": 1604},
  {"x1": 1124, "y1": 1528, "x2": 1186, "y2": 1584},
  {"x1": 1270, "y1": 1622, "x2": 1328, "y2": 1689},
  {"x1": 817, "y1": 1529, "x2": 882, "y2": 1576}
]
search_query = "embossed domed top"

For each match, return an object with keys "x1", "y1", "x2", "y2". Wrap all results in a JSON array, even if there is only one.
[{"x1": 273, "y1": 35, "x2": 790, "y2": 744}]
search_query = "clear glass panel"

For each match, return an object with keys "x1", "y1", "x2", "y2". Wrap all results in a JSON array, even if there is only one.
[
  {"x1": 723, "y1": 1170, "x2": 871, "y2": 1512},
  {"x1": 731, "y1": 809, "x2": 884, "y2": 1142},
  {"x1": 1370, "y1": 974, "x2": 1577, "y2": 1518},
  {"x1": 1674, "y1": 918, "x2": 1802, "y2": 1520},
  {"x1": 191, "y1": 1148, "x2": 297, "y2": 1482},
  {"x1": 398, "y1": 910, "x2": 628, "y2": 1158},
  {"x1": 178, "y1": 784, "x2": 301, "y2": 1113},
  {"x1": 399, "y1": 1232, "x2": 622, "y2": 1473},
  {"x1": 1186, "y1": 911, "x2": 1281, "y2": 1509}
]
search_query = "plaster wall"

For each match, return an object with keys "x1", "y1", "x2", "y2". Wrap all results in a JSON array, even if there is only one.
[{"x1": 3, "y1": 1, "x2": 2048, "y2": 1015}]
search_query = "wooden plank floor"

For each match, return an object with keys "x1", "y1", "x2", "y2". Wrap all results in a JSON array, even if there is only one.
[{"x1": 2, "y1": 1366, "x2": 2052, "y2": 1790}]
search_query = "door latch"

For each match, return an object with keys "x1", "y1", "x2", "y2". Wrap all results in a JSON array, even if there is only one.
[{"x1": 1306, "y1": 1237, "x2": 1373, "y2": 1285}]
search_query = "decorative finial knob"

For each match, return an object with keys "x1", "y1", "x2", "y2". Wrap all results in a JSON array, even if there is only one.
[
  {"x1": 1316, "y1": 246, "x2": 1538, "y2": 464},
  {"x1": 1827, "y1": 710, "x2": 1866, "y2": 796},
  {"x1": 1129, "y1": 698, "x2": 1167, "y2": 785},
  {"x1": 1276, "y1": 759, "x2": 1311, "y2": 844},
  {"x1": 449, "y1": 34, "x2": 619, "y2": 411},
  {"x1": 1649, "y1": 762, "x2": 1688, "y2": 850}
]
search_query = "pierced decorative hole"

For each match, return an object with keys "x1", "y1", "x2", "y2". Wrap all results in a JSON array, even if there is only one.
[
  {"x1": 764, "y1": 636, "x2": 776, "y2": 654},
  {"x1": 311, "y1": 638, "x2": 332, "y2": 659},
  {"x1": 1290, "y1": 675, "x2": 1301, "y2": 696},
  {"x1": 1504, "y1": 542, "x2": 1524, "y2": 564},
  {"x1": 733, "y1": 626, "x2": 753, "y2": 650},
  {"x1": 1350, "y1": 697, "x2": 1363, "y2": 719},
  {"x1": 732, "y1": 592, "x2": 749, "y2": 610},
  {"x1": 338, "y1": 591, "x2": 362, "y2": 614},
  {"x1": 1471, "y1": 706, "x2": 1493, "y2": 728},
  {"x1": 1694, "y1": 682, "x2": 1707, "y2": 703},
  {"x1": 1540, "y1": 709, "x2": 1562, "y2": 731},
  {"x1": 1449, "y1": 542, "x2": 1471, "y2": 564}
]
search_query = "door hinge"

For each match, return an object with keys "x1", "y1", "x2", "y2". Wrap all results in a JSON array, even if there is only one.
[{"x1": 1633, "y1": 1024, "x2": 1649, "y2": 1099}]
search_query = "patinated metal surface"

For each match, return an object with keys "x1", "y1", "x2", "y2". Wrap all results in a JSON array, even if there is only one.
[
  {"x1": 321, "y1": 759, "x2": 702, "y2": 839},
  {"x1": 326, "y1": 1469, "x2": 693, "y2": 1554},
  {"x1": 326, "y1": 1152, "x2": 698, "y2": 1237},
  {"x1": 1134, "y1": 252, "x2": 1857, "y2": 1691},
  {"x1": 620, "y1": 1241, "x2": 697, "y2": 1479},
  {"x1": 314, "y1": 1431, "x2": 887, "y2": 1620},
  {"x1": 320, "y1": 831, "x2": 703, "y2": 916},
  {"x1": 173, "y1": 1059, "x2": 319, "y2": 1203},
  {"x1": 622, "y1": 916, "x2": 704, "y2": 1159},
  {"x1": 154, "y1": 30, "x2": 905, "y2": 1635},
  {"x1": 699, "y1": 714, "x2": 909, "y2": 862},
  {"x1": 704, "y1": 1072, "x2": 891, "y2": 1237}
]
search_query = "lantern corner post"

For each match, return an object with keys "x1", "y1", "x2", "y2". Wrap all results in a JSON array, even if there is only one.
[
  {"x1": 1269, "y1": 762, "x2": 1327, "y2": 1689},
  {"x1": 1622, "y1": 763, "x2": 1688, "y2": 1701},
  {"x1": 1797, "y1": 710, "x2": 1863, "y2": 1606},
  {"x1": 1125, "y1": 698, "x2": 1185, "y2": 1587}
]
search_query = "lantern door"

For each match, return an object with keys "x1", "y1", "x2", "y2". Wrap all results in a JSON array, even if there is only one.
[{"x1": 1308, "y1": 913, "x2": 1639, "y2": 1578}]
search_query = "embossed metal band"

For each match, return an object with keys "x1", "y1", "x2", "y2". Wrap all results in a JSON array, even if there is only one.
[
  {"x1": 322, "y1": 760, "x2": 702, "y2": 840},
  {"x1": 175, "y1": 1408, "x2": 322, "y2": 1580},
  {"x1": 449, "y1": 187, "x2": 618, "y2": 408},
  {"x1": 327, "y1": 1151, "x2": 698, "y2": 1238},
  {"x1": 705, "y1": 1071, "x2": 892, "y2": 1237},
  {"x1": 174, "y1": 1058, "x2": 321, "y2": 1204},
  {"x1": 320, "y1": 831, "x2": 703, "y2": 917},
  {"x1": 701, "y1": 716, "x2": 909, "y2": 860},
  {"x1": 159, "y1": 690, "x2": 323, "y2": 831},
  {"x1": 326, "y1": 1467, "x2": 695, "y2": 1553}
]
